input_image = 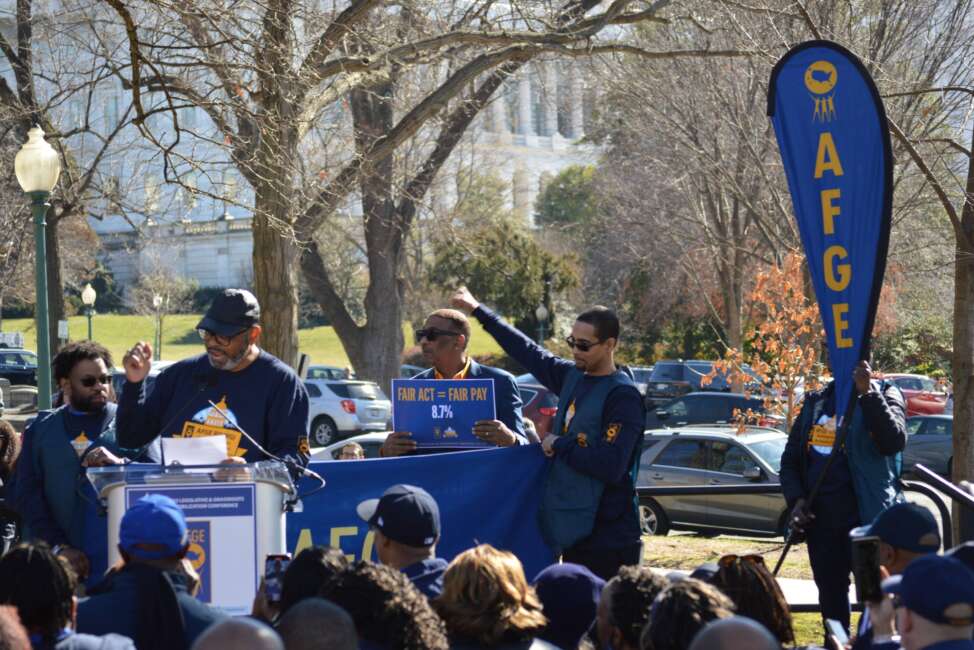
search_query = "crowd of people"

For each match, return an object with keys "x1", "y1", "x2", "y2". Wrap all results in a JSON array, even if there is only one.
[{"x1": 0, "y1": 287, "x2": 973, "y2": 649}]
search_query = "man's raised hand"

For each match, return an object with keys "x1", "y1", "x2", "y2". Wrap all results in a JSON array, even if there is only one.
[
  {"x1": 122, "y1": 341, "x2": 153, "y2": 383},
  {"x1": 450, "y1": 287, "x2": 480, "y2": 315}
]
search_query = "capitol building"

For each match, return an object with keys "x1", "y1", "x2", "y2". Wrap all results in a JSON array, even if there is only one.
[{"x1": 1, "y1": 5, "x2": 597, "y2": 291}]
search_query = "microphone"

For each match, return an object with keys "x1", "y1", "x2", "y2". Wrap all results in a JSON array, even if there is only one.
[
  {"x1": 206, "y1": 400, "x2": 326, "y2": 502},
  {"x1": 156, "y1": 371, "x2": 219, "y2": 468}
]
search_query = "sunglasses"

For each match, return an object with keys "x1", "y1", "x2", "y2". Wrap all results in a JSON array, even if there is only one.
[
  {"x1": 197, "y1": 328, "x2": 248, "y2": 346},
  {"x1": 565, "y1": 336, "x2": 602, "y2": 352},
  {"x1": 79, "y1": 374, "x2": 111, "y2": 388},
  {"x1": 718, "y1": 553, "x2": 765, "y2": 568},
  {"x1": 414, "y1": 328, "x2": 460, "y2": 344}
]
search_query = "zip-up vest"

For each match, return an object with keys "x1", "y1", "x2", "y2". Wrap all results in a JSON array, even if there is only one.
[{"x1": 539, "y1": 369, "x2": 636, "y2": 553}]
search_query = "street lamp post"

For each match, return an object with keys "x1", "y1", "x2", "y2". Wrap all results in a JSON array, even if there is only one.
[
  {"x1": 15, "y1": 126, "x2": 61, "y2": 410},
  {"x1": 153, "y1": 293, "x2": 163, "y2": 361},
  {"x1": 535, "y1": 303, "x2": 549, "y2": 344},
  {"x1": 81, "y1": 283, "x2": 96, "y2": 340}
]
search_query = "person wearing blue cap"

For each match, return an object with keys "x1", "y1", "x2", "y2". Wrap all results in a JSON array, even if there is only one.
[
  {"x1": 850, "y1": 503, "x2": 942, "y2": 650},
  {"x1": 77, "y1": 494, "x2": 227, "y2": 650},
  {"x1": 532, "y1": 563, "x2": 605, "y2": 650},
  {"x1": 868, "y1": 555, "x2": 974, "y2": 650},
  {"x1": 116, "y1": 289, "x2": 310, "y2": 465},
  {"x1": 357, "y1": 484, "x2": 449, "y2": 598}
]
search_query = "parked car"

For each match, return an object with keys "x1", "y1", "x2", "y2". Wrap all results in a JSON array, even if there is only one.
[
  {"x1": 307, "y1": 365, "x2": 353, "y2": 380},
  {"x1": 306, "y1": 379, "x2": 392, "y2": 446},
  {"x1": 643, "y1": 360, "x2": 761, "y2": 408},
  {"x1": 882, "y1": 373, "x2": 947, "y2": 416},
  {"x1": 637, "y1": 426, "x2": 789, "y2": 537},
  {"x1": 645, "y1": 392, "x2": 784, "y2": 430},
  {"x1": 0, "y1": 349, "x2": 38, "y2": 386},
  {"x1": 903, "y1": 414, "x2": 953, "y2": 477},
  {"x1": 310, "y1": 431, "x2": 391, "y2": 460},
  {"x1": 400, "y1": 364, "x2": 426, "y2": 378},
  {"x1": 630, "y1": 366, "x2": 654, "y2": 396},
  {"x1": 518, "y1": 383, "x2": 558, "y2": 438}
]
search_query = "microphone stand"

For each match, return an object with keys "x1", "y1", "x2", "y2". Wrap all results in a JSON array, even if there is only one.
[{"x1": 206, "y1": 400, "x2": 326, "y2": 506}]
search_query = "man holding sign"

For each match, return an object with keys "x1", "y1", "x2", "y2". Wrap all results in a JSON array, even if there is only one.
[
  {"x1": 452, "y1": 288, "x2": 643, "y2": 579},
  {"x1": 380, "y1": 309, "x2": 527, "y2": 456}
]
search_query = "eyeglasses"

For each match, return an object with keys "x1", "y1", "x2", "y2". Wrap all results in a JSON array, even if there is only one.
[
  {"x1": 414, "y1": 328, "x2": 460, "y2": 344},
  {"x1": 565, "y1": 336, "x2": 602, "y2": 352},
  {"x1": 198, "y1": 328, "x2": 248, "y2": 346},
  {"x1": 718, "y1": 554, "x2": 765, "y2": 568},
  {"x1": 79, "y1": 374, "x2": 111, "y2": 388}
]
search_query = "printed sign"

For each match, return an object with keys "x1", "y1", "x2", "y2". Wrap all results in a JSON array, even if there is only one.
[
  {"x1": 392, "y1": 378, "x2": 496, "y2": 448},
  {"x1": 185, "y1": 521, "x2": 211, "y2": 602},
  {"x1": 768, "y1": 41, "x2": 892, "y2": 418},
  {"x1": 125, "y1": 484, "x2": 257, "y2": 615}
]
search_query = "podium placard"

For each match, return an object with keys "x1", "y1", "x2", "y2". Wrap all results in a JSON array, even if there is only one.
[{"x1": 88, "y1": 462, "x2": 293, "y2": 615}]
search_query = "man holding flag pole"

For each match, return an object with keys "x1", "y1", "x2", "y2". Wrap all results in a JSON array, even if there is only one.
[{"x1": 767, "y1": 40, "x2": 908, "y2": 637}]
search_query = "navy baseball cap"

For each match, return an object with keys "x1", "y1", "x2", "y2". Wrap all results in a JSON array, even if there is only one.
[
  {"x1": 850, "y1": 503, "x2": 940, "y2": 553},
  {"x1": 532, "y1": 563, "x2": 605, "y2": 650},
  {"x1": 196, "y1": 289, "x2": 260, "y2": 336},
  {"x1": 946, "y1": 542, "x2": 974, "y2": 573},
  {"x1": 356, "y1": 484, "x2": 440, "y2": 548},
  {"x1": 120, "y1": 494, "x2": 189, "y2": 560},
  {"x1": 882, "y1": 555, "x2": 974, "y2": 625}
]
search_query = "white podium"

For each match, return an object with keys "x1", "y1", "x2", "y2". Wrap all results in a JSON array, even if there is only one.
[{"x1": 88, "y1": 462, "x2": 294, "y2": 615}]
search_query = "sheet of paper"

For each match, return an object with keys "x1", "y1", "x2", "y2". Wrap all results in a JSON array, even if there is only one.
[{"x1": 162, "y1": 435, "x2": 228, "y2": 466}]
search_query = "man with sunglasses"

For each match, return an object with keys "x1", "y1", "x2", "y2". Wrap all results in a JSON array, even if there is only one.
[
  {"x1": 451, "y1": 287, "x2": 644, "y2": 580},
  {"x1": 115, "y1": 289, "x2": 309, "y2": 465},
  {"x1": 379, "y1": 308, "x2": 527, "y2": 457},
  {"x1": 11, "y1": 341, "x2": 156, "y2": 583}
]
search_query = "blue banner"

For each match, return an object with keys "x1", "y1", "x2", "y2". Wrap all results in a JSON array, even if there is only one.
[
  {"x1": 392, "y1": 379, "x2": 496, "y2": 448},
  {"x1": 82, "y1": 446, "x2": 556, "y2": 587},
  {"x1": 768, "y1": 41, "x2": 892, "y2": 419}
]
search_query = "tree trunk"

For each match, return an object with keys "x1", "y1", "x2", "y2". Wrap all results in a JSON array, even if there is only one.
[
  {"x1": 953, "y1": 119, "x2": 974, "y2": 543},
  {"x1": 252, "y1": 185, "x2": 300, "y2": 368},
  {"x1": 45, "y1": 213, "x2": 64, "y2": 355}
]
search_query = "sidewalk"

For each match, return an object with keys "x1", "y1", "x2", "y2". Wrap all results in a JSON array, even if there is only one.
[{"x1": 652, "y1": 567, "x2": 857, "y2": 609}]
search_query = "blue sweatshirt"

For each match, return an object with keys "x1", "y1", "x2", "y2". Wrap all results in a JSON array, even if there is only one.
[
  {"x1": 472, "y1": 306, "x2": 644, "y2": 550},
  {"x1": 115, "y1": 352, "x2": 309, "y2": 463}
]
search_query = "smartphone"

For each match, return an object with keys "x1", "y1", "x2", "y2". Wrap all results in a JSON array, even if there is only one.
[
  {"x1": 851, "y1": 535, "x2": 883, "y2": 603},
  {"x1": 825, "y1": 619, "x2": 849, "y2": 650},
  {"x1": 264, "y1": 553, "x2": 291, "y2": 603}
]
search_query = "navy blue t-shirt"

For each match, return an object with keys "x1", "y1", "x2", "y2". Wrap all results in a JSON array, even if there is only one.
[{"x1": 115, "y1": 351, "x2": 309, "y2": 463}]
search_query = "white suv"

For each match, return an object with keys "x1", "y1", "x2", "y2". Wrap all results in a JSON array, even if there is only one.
[{"x1": 305, "y1": 379, "x2": 392, "y2": 446}]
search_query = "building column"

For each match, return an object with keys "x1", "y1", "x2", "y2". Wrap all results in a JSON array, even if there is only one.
[
  {"x1": 517, "y1": 71, "x2": 534, "y2": 136},
  {"x1": 512, "y1": 165, "x2": 530, "y2": 222},
  {"x1": 543, "y1": 60, "x2": 559, "y2": 137},
  {"x1": 569, "y1": 63, "x2": 585, "y2": 139},
  {"x1": 491, "y1": 91, "x2": 508, "y2": 134}
]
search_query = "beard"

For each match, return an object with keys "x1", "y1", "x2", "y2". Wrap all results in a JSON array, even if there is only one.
[
  {"x1": 207, "y1": 344, "x2": 249, "y2": 371},
  {"x1": 70, "y1": 392, "x2": 106, "y2": 413}
]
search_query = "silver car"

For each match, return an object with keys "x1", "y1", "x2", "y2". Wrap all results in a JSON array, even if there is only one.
[
  {"x1": 306, "y1": 379, "x2": 392, "y2": 446},
  {"x1": 638, "y1": 426, "x2": 789, "y2": 537},
  {"x1": 903, "y1": 415, "x2": 953, "y2": 477}
]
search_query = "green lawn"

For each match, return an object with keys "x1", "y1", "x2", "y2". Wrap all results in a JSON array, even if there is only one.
[{"x1": 0, "y1": 314, "x2": 503, "y2": 367}]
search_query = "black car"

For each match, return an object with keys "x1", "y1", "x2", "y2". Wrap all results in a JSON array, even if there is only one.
[
  {"x1": 644, "y1": 360, "x2": 760, "y2": 408},
  {"x1": 645, "y1": 392, "x2": 783, "y2": 430},
  {"x1": 0, "y1": 349, "x2": 38, "y2": 386}
]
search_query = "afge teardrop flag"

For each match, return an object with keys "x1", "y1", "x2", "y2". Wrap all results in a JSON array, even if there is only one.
[{"x1": 767, "y1": 41, "x2": 893, "y2": 419}]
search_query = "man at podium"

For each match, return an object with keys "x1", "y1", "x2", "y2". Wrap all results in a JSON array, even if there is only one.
[{"x1": 115, "y1": 289, "x2": 310, "y2": 465}]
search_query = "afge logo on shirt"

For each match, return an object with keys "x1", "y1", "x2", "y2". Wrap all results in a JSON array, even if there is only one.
[{"x1": 177, "y1": 396, "x2": 247, "y2": 457}]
